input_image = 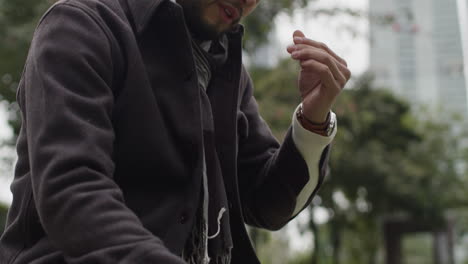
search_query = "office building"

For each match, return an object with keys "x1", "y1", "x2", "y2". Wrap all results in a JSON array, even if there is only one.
[{"x1": 369, "y1": 0, "x2": 467, "y2": 117}]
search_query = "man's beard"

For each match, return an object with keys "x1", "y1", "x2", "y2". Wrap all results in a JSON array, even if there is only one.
[{"x1": 177, "y1": 0, "x2": 239, "y2": 40}]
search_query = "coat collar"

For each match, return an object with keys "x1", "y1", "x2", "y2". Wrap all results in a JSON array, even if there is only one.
[
  {"x1": 125, "y1": 0, "x2": 167, "y2": 35},
  {"x1": 124, "y1": 0, "x2": 245, "y2": 37}
]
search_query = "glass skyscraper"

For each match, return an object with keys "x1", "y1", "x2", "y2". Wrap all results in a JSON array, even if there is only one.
[{"x1": 370, "y1": 0, "x2": 467, "y2": 118}]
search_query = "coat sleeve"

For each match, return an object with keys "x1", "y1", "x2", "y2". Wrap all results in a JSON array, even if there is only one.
[
  {"x1": 236, "y1": 66, "x2": 332, "y2": 231},
  {"x1": 20, "y1": 3, "x2": 186, "y2": 263}
]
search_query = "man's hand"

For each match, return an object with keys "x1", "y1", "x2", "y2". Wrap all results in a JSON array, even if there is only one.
[{"x1": 287, "y1": 30, "x2": 351, "y2": 123}]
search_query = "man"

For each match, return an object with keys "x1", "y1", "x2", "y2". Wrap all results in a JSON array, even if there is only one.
[{"x1": 0, "y1": 0, "x2": 350, "y2": 263}]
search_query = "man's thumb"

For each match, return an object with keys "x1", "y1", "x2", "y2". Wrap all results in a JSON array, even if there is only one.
[{"x1": 293, "y1": 30, "x2": 306, "y2": 43}]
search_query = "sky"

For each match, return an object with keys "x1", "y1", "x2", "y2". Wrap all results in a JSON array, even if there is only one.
[
  {"x1": 458, "y1": 0, "x2": 468, "y2": 108},
  {"x1": 275, "y1": 0, "x2": 369, "y2": 76},
  {"x1": 0, "y1": 101, "x2": 14, "y2": 205}
]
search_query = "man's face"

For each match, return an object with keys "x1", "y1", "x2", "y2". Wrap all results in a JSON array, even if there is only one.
[{"x1": 177, "y1": 0, "x2": 260, "y2": 40}]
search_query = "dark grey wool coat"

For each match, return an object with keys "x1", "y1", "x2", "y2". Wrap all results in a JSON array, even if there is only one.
[{"x1": 0, "y1": 0, "x2": 330, "y2": 263}]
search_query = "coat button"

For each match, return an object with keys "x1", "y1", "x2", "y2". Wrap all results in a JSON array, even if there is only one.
[{"x1": 180, "y1": 212, "x2": 188, "y2": 224}]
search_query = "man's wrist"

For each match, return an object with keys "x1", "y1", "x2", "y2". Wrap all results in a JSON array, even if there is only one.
[
  {"x1": 296, "y1": 105, "x2": 334, "y2": 137},
  {"x1": 301, "y1": 104, "x2": 330, "y2": 124}
]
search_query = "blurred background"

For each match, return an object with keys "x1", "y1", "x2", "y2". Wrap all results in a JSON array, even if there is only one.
[{"x1": 1, "y1": 0, "x2": 468, "y2": 263}]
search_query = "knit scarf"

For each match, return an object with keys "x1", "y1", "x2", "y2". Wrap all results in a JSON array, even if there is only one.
[{"x1": 182, "y1": 36, "x2": 232, "y2": 264}]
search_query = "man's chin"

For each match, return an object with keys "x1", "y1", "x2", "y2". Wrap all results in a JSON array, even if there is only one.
[
  {"x1": 193, "y1": 28, "x2": 222, "y2": 40},
  {"x1": 191, "y1": 23, "x2": 231, "y2": 40}
]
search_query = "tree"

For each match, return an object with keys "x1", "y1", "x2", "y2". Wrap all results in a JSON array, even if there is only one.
[
  {"x1": 0, "y1": 0, "x2": 57, "y2": 136},
  {"x1": 310, "y1": 75, "x2": 468, "y2": 263},
  {"x1": 249, "y1": 60, "x2": 468, "y2": 263},
  {"x1": 0, "y1": 204, "x2": 7, "y2": 233}
]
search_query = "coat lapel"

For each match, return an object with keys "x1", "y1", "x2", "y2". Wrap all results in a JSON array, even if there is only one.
[
  {"x1": 208, "y1": 30, "x2": 243, "y2": 202},
  {"x1": 124, "y1": 0, "x2": 166, "y2": 35},
  {"x1": 138, "y1": 2, "x2": 204, "y2": 176}
]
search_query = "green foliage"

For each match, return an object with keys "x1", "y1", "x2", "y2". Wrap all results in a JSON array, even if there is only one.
[
  {"x1": 328, "y1": 76, "x2": 468, "y2": 223},
  {"x1": 249, "y1": 60, "x2": 468, "y2": 262},
  {"x1": 402, "y1": 234, "x2": 433, "y2": 264},
  {"x1": 242, "y1": 0, "x2": 364, "y2": 53},
  {"x1": 250, "y1": 60, "x2": 302, "y2": 138},
  {"x1": 0, "y1": 203, "x2": 8, "y2": 233},
  {"x1": 242, "y1": 0, "x2": 310, "y2": 52},
  {"x1": 248, "y1": 227, "x2": 293, "y2": 264},
  {"x1": 288, "y1": 251, "x2": 312, "y2": 264},
  {"x1": 0, "y1": 0, "x2": 55, "y2": 136}
]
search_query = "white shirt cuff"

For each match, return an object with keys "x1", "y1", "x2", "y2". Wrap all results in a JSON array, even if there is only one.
[{"x1": 291, "y1": 104, "x2": 337, "y2": 215}]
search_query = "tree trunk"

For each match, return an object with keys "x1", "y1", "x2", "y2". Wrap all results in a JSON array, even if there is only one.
[
  {"x1": 330, "y1": 221, "x2": 342, "y2": 264},
  {"x1": 309, "y1": 215, "x2": 320, "y2": 264}
]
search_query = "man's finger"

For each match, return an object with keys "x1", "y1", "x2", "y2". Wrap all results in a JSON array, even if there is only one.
[
  {"x1": 293, "y1": 30, "x2": 306, "y2": 42},
  {"x1": 291, "y1": 46, "x2": 347, "y2": 86},
  {"x1": 293, "y1": 37, "x2": 348, "y2": 67},
  {"x1": 288, "y1": 44, "x2": 352, "y2": 82},
  {"x1": 300, "y1": 59, "x2": 341, "y2": 95}
]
